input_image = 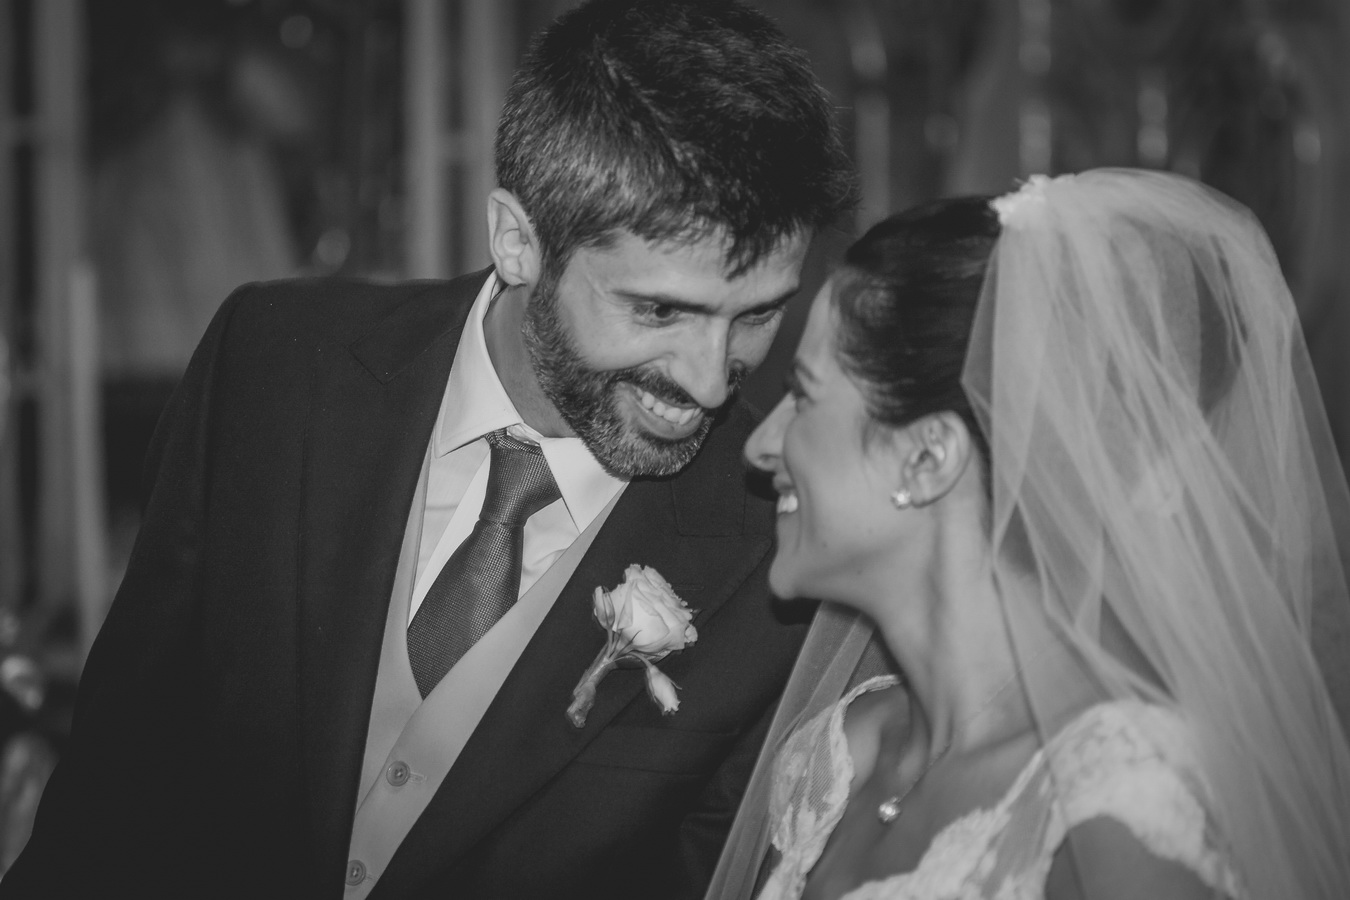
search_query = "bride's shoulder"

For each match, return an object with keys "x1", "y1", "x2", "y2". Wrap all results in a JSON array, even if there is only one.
[
  {"x1": 849, "y1": 674, "x2": 904, "y2": 704},
  {"x1": 1034, "y1": 699, "x2": 1209, "y2": 835},
  {"x1": 1041, "y1": 699, "x2": 1203, "y2": 798},
  {"x1": 778, "y1": 675, "x2": 901, "y2": 769},
  {"x1": 840, "y1": 676, "x2": 904, "y2": 788},
  {"x1": 1029, "y1": 700, "x2": 1242, "y2": 899},
  {"x1": 1048, "y1": 698, "x2": 1190, "y2": 755},
  {"x1": 771, "y1": 675, "x2": 901, "y2": 810},
  {"x1": 841, "y1": 675, "x2": 904, "y2": 732},
  {"x1": 789, "y1": 675, "x2": 902, "y2": 747}
]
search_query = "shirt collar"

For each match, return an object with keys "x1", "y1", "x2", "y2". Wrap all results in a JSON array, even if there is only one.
[{"x1": 434, "y1": 272, "x2": 626, "y2": 528}]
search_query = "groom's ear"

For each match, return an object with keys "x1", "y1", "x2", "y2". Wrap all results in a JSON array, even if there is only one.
[
  {"x1": 487, "y1": 188, "x2": 542, "y2": 288},
  {"x1": 901, "y1": 412, "x2": 971, "y2": 508}
]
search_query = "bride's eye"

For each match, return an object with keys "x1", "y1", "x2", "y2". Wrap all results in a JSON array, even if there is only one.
[{"x1": 783, "y1": 371, "x2": 808, "y2": 405}]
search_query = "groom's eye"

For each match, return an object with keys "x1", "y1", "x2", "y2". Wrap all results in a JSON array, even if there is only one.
[
  {"x1": 635, "y1": 302, "x2": 682, "y2": 324},
  {"x1": 739, "y1": 306, "x2": 785, "y2": 328}
]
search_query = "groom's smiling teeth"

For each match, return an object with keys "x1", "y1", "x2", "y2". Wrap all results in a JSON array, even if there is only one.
[
  {"x1": 776, "y1": 492, "x2": 799, "y2": 515},
  {"x1": 638, "y1": 389, "x2": 699, "y2": 426}
]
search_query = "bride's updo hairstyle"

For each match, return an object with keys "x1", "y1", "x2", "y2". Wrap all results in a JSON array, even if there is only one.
[{"x1": 829, "y1": 197, "x2": 999, "y2": 467}]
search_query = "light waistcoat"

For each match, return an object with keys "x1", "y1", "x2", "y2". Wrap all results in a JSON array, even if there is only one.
[{"x1": 343, "y1": 448, "x2": 623, "y2": 895}]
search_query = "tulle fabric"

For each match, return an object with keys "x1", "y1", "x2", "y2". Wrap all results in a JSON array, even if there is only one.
[
  {"x1": 967, "y1": 169, "x2": 1350, "y2": 899},
  {"x1": 706, "y1": 604, "x2": 891, "y2": 900}
]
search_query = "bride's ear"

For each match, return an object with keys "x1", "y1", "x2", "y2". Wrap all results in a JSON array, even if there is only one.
[{"x1": 898, "y1": 412, "x2": 971, "y2": 508}]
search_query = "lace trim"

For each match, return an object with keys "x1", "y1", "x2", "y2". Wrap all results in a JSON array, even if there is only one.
[
  {"x1": 765, "y1": 675, "x2": 899, "y2": 898},
  {"x1": 761, "y1": 691, "x2": 1243, "y2": 900},
  {"x1": 1038, "y1": 702, "x2": 1243, "y2": 899}
]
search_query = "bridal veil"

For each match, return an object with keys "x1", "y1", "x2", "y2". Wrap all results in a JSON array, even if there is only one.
[{"x1": 708, "y1": 169, "x2": 1350, "y2": 899}]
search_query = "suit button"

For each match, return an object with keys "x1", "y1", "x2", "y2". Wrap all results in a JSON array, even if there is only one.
[
  {"x1": 386, "y1": 760, "x2": 411, "y2": 786},
  {"x1": 345, "y1": 859, "x2": 367, "y2": 886}
]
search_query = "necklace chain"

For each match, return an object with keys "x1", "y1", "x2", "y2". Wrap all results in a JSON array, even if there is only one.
[{"x1": 876, "y1": 668, "x2": 1022, "y2": 826}]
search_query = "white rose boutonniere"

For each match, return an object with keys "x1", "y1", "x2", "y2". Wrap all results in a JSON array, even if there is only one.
[{"x1": 566, "y1": 564, "x2": 697, "y2": 727}]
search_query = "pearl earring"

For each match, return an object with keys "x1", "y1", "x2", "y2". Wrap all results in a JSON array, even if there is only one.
[{"x1": 891, "y1": 488, "x2": 912, "y2": 510}]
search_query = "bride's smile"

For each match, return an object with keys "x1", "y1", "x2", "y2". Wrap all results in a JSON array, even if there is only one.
[
  {"x1": 746, "y1": 280, "x2": 910, "y2": 608},
  {"x1": 734, "y1": 173, "x2": 1350, "y2": 900}
]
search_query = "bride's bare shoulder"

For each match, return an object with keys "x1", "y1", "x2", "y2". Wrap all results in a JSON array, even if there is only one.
[
  {"x1": 841, "y1": 682, "x2": 905, "y2": 790},
  {"x1": 1045, "y1": 817, "x2": 1229, "y2": 900}
]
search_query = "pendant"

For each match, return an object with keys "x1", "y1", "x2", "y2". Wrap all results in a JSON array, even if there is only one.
[{"x1": 877, "y1": 796, "x2": 902, "y2": 824}]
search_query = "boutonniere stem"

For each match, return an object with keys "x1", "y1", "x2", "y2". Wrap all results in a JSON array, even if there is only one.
[{"x1": 566, "y1": 565, "x2": 697, "y2": 727}]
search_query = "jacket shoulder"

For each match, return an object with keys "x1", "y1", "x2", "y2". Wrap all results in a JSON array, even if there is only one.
[{"x1": 221, "y1": 269, "x2": 491, "y2": 346}]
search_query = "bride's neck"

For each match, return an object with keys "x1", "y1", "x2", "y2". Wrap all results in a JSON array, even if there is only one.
[{"x1": 872, "y1": 523, "x2": 1027, "y2": 757}]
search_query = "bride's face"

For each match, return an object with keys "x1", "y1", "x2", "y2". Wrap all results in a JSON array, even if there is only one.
[{"x1": 745, "y1": 280, "x2": 902, "y2": 602}]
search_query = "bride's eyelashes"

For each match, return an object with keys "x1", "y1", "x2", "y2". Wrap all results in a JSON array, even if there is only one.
[{"x1": 783, "y1": 368, "x2": 811, "y2": 406}]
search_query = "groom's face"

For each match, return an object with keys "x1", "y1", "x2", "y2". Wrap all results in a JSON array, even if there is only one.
[{"x1": 524, "y1": 229, "x2": 810, "y2": 478}]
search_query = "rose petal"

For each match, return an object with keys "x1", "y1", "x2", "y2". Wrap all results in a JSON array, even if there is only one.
[
  {"x1": 604, "y1": 566, "x2": 695, "y2": 656},
  {"x1": 645, "y1": 666, "x2": 680, "y2": 715},
  {"x1": 592, "y1": 587, "x2": 615, "y2": 628}
]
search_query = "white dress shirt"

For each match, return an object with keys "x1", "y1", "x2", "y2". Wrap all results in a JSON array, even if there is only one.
[{"x1": 408, "y1": 272, "x2": 627, "y2": 624}]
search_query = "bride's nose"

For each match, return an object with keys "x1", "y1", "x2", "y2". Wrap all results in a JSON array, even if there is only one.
[{"x1": 745, "y1": 394, "x2": 791, "y2": 473}]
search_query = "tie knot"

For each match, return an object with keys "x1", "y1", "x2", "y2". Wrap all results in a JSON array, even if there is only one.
[{"x1": 481, "y1": 429, "x2": 561, "y2": 526}]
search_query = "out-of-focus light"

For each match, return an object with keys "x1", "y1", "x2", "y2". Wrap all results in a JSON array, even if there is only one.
[
  {"x1": 1295, "y1": 123, "x2": 1322, "y2": 166},
  {"x1": 1020, "y1": 101, "x2": 1052, "y2": 176},
  {"x1": 315, "y1": 228, "x2": 351, "y2": 269}
]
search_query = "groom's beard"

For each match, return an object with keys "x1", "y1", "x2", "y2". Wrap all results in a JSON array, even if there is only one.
[{"x1": 522, "y1": 273, "x2": 745, "y2": 479}]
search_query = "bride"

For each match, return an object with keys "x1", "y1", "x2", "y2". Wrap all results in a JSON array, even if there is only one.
[{"x1": 729, "y1": 170, "x2": 1350, "y2": 899}]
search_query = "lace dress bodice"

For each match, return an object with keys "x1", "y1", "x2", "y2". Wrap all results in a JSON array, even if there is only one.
[{"x1": 758, "y1": 677, "x2": 1242, "y2": 900}]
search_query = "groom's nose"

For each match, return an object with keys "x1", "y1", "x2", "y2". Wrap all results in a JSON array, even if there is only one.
[{"x1": 667, "y1": 320, "x2": 736, "y2": 410}]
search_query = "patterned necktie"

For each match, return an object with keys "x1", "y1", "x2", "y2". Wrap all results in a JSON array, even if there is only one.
[{"x1": 406, "y1": 429, "x2": 561, "y2": 698}]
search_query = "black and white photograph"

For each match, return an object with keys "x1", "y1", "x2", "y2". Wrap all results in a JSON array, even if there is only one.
[{"x1": 1, "y1": 1, "x2": 1348, "y2": 898}]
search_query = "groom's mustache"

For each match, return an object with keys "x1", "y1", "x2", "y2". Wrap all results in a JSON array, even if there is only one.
[{"x1": 612, "y1": 363, "x2": 749, "y2": 413}]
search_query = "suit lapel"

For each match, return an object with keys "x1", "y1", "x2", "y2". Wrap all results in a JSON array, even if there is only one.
[
  {"x1": 295, "y1": 273, "x2": 487, "y2": 892},
  {"x1": 370, "y1": 408, "x2": 772, "y2": 898}
]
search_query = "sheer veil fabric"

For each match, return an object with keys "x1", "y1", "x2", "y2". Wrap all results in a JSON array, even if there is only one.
[
  {"x1": 707, "y1": 604, "x2": 893, "y2": 900},
  {"x1": 970, "y1": 169, "x2": 1350, "y2": 899},
  {"x1": 706, "y1": 169, "x2": 1350, "y2": 900}
]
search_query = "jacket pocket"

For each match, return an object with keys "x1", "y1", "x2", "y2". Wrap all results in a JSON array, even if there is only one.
[{"x1": 574, "y1": 723, "x2": 737, "y2": 775}]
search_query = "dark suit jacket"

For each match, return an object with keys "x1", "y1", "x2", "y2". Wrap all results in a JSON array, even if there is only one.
[{"x1": 2, "y1": 272, "x2": 809, "y2": 900}]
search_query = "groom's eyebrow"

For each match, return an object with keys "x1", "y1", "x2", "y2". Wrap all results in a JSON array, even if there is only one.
[
  {"x1": 614, "y1": 287, "x2": 797, "y2": 317},
  {"x1": 615, "y1": 290, "x2": 702, "y2": 309},
  {"x1": 744, "y1": 288, "x2": 797, "y2": 317}
]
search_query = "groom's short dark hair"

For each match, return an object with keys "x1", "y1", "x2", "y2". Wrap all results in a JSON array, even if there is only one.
[{"x1": 494, "y1": 0, "x2": 856, "y2": 277}]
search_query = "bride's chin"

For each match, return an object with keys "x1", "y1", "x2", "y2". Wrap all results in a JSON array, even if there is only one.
[
  {"x1": 769, "y1": 561, "x2": 837, "y2": 607},
  {"x1": 767, "y1": 560, "x2": 801, "y2": 600}
]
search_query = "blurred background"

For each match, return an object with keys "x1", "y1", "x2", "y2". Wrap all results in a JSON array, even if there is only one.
[{"x1": 1, "y1": 0, "x2": 1349, "y2": 872}]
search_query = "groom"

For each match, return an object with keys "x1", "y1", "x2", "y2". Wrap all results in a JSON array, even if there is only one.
[{"x1": 4, "y1": 2, "x2": 854, "y2": 898}]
